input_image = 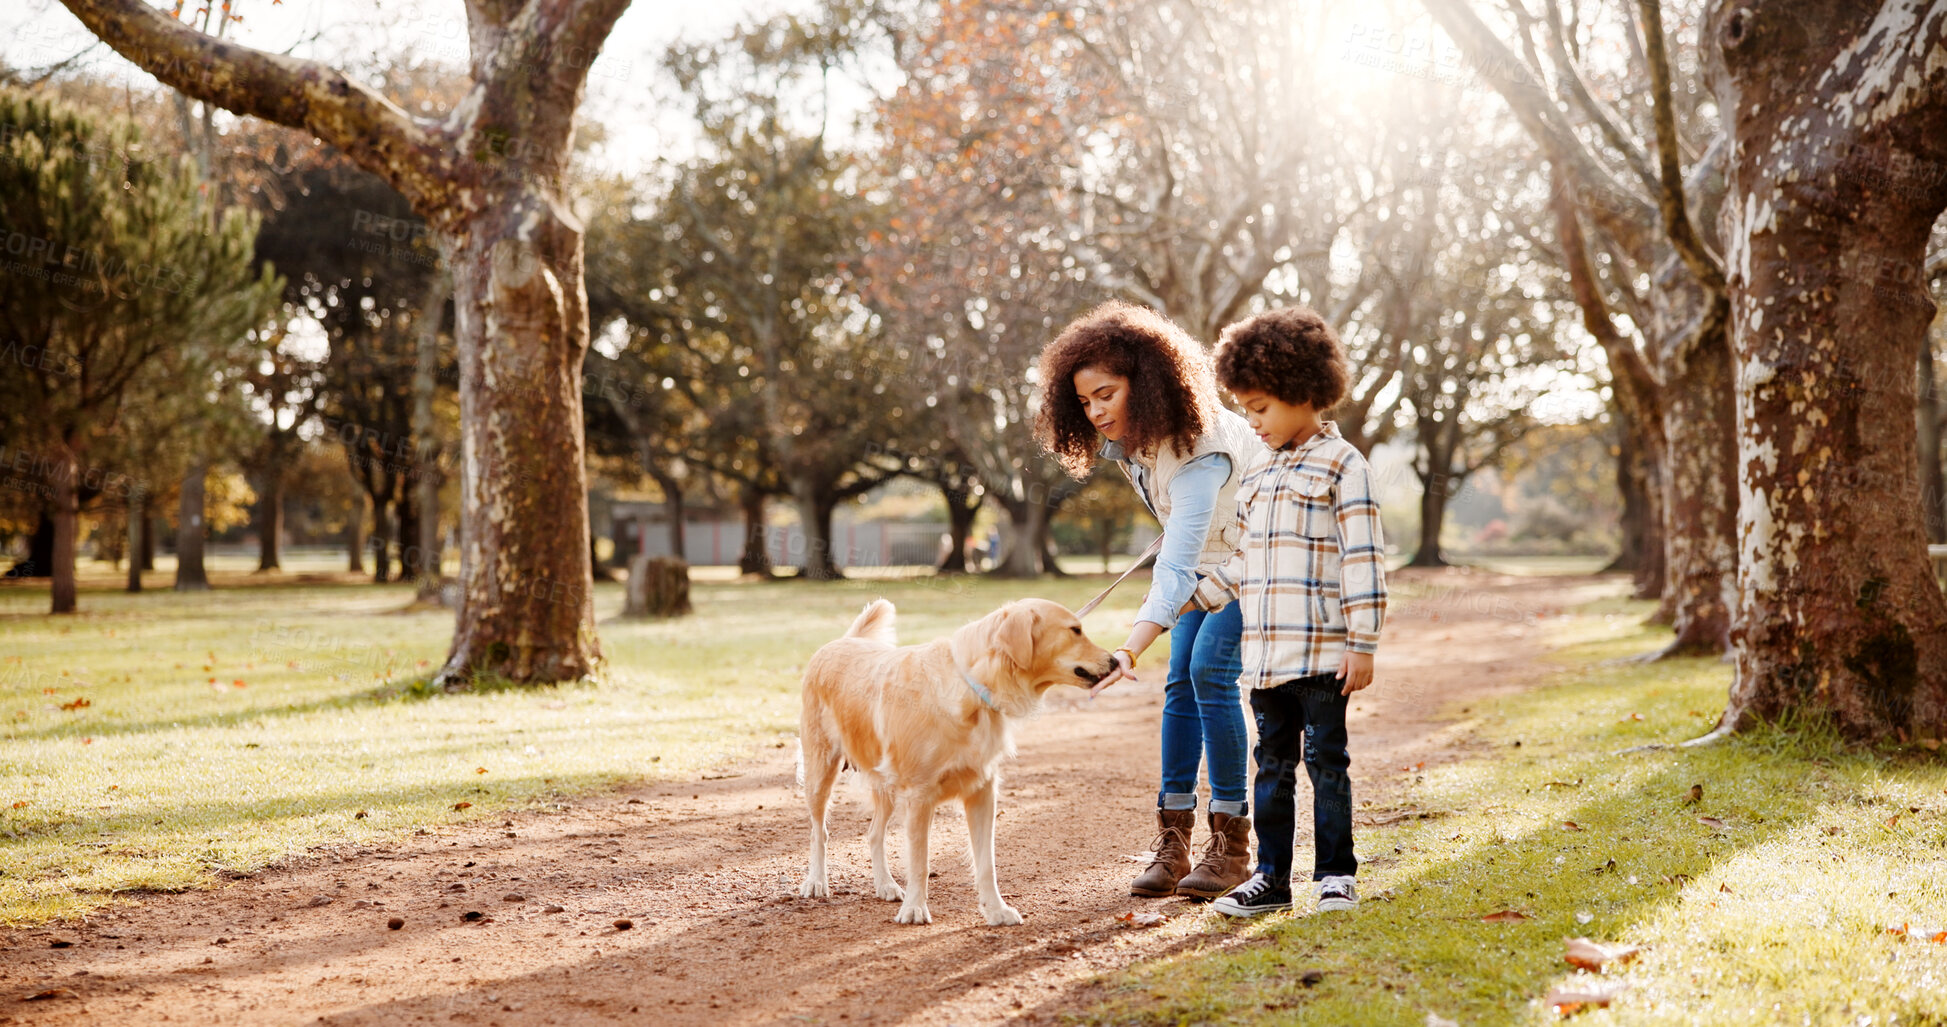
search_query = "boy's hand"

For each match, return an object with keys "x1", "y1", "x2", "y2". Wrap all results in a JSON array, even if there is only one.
[{"x1": 1336, "y1": 651, "x2": 1374, "y2": 696}]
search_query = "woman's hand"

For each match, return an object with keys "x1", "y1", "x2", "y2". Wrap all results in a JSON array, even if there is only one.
[{"x1": 1090, "y1": 648, "x2": 1140, "y2": 697}]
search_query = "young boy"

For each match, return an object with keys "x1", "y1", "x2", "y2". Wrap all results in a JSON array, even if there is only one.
[{"x1": 1187, "y1": 306, "x2": 1388, "y2": 917}]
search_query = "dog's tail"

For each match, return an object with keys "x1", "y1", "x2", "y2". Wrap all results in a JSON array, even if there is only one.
[{"x1": 844, "y1": 598, "x2": 897, "y2": 645}]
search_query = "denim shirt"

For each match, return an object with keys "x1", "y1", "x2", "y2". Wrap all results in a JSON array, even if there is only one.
[{"x1": 1100, "y1": 438, "x2": 1233, "y2": 630}]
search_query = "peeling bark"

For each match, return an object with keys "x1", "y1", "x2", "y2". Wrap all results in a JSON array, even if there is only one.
[
  {"x1": 1651, "y1": 267, "x2": 1738, "y2": 656},
  {"x1": 1710, "y1": 0, "x2": 1947, "y2": 737}
]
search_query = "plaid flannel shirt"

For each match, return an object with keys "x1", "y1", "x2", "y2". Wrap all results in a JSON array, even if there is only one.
[{"x1": 1191, "y1": 420, "x2": 1387, "y2": 689}]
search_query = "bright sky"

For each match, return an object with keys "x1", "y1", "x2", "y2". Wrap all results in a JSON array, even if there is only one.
[
  {"x1": 1, "y1": 0, "x2": 805, "y2": 174},
  {"x1": 1, "y1": 0, "x2": 1609, "y2": 426}
]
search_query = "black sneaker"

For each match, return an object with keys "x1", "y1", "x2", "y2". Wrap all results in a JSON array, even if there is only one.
[
  {"x1": 1316, "y1": 875, "x2": 1357, "y2": 912},
  {"x1": 1211, "y1": 873, "x2": 1292, "y2": 917}
]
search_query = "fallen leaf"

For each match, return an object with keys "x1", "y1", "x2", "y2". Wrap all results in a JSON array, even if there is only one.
[
  {"x1": 1884, "y1": 814, "x2": 1901, "y2": 829},
  {"x1": 23, "y1": 988, "x2": 78, "y2": 1001},
  {"x1": 11, "y1": 800, "x2": 27, "y2": 809},
  {"x1": 58, "y1": 697, "x2": 90, "y2": 711},
  {"x1": 1683, "y1": 783, "x2": 1703, "y2": 805},
  {"x1": 476, "y1": 767, "x2": 488, "y2": 774},
  {"x1": 1719, "y1": 883, "x2": 1733, "y2": 894},
  {"x1": 1547, "y1": 983, "x2": 1623, "y2": 1015},
  {"x1": 354, "y1": 810, "x2": 367, "y2": 819},
  {"x1": 613, "y1": 918, "x2": 634, "y2": 930},
  {"x1": 1299, "y1": 969, "x2": 1323, "y2": 986},
  {"x1": 1622, "y1": 712, "x2": 1643, "y2": 722},
  {"x1": 1698, "y1": 816, "x2": 1726, "y2": 830},
  {"x1": 1561, "y1": 821, "x2": 1583, "y2": 831},
  {"x1": 1401, "y1": 761, "x2": 1425, "y2": 772},
  {"x1": 453, "y1": 802, "x2": 472, "y2": 811},
  {"x1": 1481, "y1": 910, "x2": 1532, "y2": 923},
  {"x1": 1116, "y1": 911, "x2": 1168, "y2": 927},
  {"x1": 1564, "y1": 937, "x2": 1642, "y2": 972}
]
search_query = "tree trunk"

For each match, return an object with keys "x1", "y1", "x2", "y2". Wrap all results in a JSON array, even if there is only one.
[
  {"x1": 413, "y1": 268, "x2": 450, "y2": 603},
  {"x1": 174, "y1": 458, "x2": 209, "y2": 591},
  {"x1": 254, "y1": 466, "x2": 284, "y2": 572},
  {"x1": 1602, "y1": 412, "x2": 1669, "y2": 603},
  {"x1": 347, "y1": 487, "x2": 366, "y2": 574},
  {"x1": 1037, "y1": 509, "x2": 1068, "y2": 578},
  {"x1": 791, "y1": 487, "x2": 844, "y2": 580},
  {"x1": 126, "y1": 490, "x2": 144, "y2": 593},
  {"x1": 1919, "y1": 325, "x2": 1946, "y2": 543},
  {"x1": 438, "y1": 209, "x2": 602, "y2": 685},
  {"x1": 139, "y1": 513, "x2": 155, "y2": 571},
  {"x1": 738, "y1": 485, "x2": 773, "y2": 577},
  {"x1": 1409, "y1": 473, "x2": 1452, "y2": 568},
  {"x1": 1711, "y1": 0, "x2": 1947, "y2": 738},
  {"x1": 995, "y1": 500, "x2": 1047, "y2": 578},
  {"x1": 1654, "y1": 273, "x2": 1738, "y2": 656},
  {"x1": 395, "y1": 488, "x2": 418, "y2": 583},
  {"x1": 49, "y1": 444, "x2": 79, "y2": 614},
  {"x1": 937, "y1": 484, "x2": 978, "y2": 574},
  {"x1": 649, "y1": 467, "x2": 687, "y2": 558},
  {"x1": 370, "y1": 496, "x2": 393, "y2": 584}
]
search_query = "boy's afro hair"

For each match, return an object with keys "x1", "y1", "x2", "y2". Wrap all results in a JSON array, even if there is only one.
[{"x1": 1213, "y1": 306, "x2": 1350, "y2": 411}]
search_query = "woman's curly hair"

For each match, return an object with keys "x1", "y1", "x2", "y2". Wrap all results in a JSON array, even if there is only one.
[
  {"x1": 1034, "y1": 301, "x2": 1218, "y2": 479},
  {"x1": 1213, "y1": 306, "x2": 1350, "y2": 411}
]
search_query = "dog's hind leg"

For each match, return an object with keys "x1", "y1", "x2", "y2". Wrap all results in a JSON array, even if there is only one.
[
  {"x1": 964, "y1": 776, "x2": 1022, "y2": 926},
  {"x1": 798, "y1": 735, "x2": 841, "y2": 899},
  {"x1": 893, "y1": 792, "x2": 936, "y2": 924},
  {"x1": 867, "y1": 784, "x2": 903, "y2": 901}
]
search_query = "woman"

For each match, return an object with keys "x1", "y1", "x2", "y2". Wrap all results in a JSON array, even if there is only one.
[{"x1": 1034, "y1": 301, "x2": 1263, "y2": 900}]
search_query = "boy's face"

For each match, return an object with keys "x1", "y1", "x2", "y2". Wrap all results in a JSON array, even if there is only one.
[{"x1": 1232, "y1": 388, "x2": 1320, "y2": 451}]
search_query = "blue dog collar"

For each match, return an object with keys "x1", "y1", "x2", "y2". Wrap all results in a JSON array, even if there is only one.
[{"x1": 956, "y1": 662, "x2": 999, "y2": 711}]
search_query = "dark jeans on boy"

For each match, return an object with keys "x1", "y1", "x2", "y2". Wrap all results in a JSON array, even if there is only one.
[{"x1": 1249, "y1": 672, "x2": 1356, "y2": 884}]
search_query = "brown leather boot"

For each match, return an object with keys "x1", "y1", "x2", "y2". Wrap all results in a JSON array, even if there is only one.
[
  {"x1": 1130, "y1": 809, "x2": 1195, "y2": 897},
  {"x1": 1175, "y1": 812, "x2": 1254, "y2": 900}
]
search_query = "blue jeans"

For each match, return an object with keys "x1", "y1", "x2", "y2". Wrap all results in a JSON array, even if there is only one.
[
  {"x1": 1157, "y1": 602, "x2": 1248, "y2": 816},
  {"x1": 1249, "y1": 673, "x2": 1356, "y2": 883}
]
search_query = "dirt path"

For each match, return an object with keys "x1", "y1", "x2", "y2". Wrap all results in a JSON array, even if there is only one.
[{"x1": 0, "y1": 569, "x2": 1622, "y2": 1026}]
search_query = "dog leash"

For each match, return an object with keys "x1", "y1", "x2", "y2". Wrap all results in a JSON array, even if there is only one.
[{"x1": 1074, "y1": 534, "x2": 1167, "y2": 618}]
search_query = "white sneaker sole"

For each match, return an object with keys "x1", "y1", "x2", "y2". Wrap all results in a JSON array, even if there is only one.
[
  {"x1": 1316, "y1": 897, "x2": 1356, "y2": 912},
  {"x1": 1213, "y1": 899, "x2": 1292, "y2": 917}
]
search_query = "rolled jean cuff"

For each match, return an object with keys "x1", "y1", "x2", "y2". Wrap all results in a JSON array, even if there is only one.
[
  {"x1": 1159, "y1": 792, "x2": 1199, "y2": 811},
  {"x1": 1209, "y1": 798, "x2": 1246, "y2": 816}
]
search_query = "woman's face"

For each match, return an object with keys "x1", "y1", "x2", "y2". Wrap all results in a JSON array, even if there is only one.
[{"x1": 1073, "y1": 365, "x2": 1131, "y2": 442}]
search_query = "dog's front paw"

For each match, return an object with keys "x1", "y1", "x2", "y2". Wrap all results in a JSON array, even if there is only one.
[
  {"x1": 798, "y1": 875, "x2": 829, "y2": 899},
  {"x1": 874, "y1": 880, "x2": 905, "y2": 902},
  {"x1": 894, "y1": 903, "x2": 932, "y2": 925},
  {"x1": 982, "y1": 903, "x2": 1024, "y2": 926}
]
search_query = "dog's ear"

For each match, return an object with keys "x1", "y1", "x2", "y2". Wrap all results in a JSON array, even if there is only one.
[{"x1": 995, "y1": 602, "x2": 1039, "y2": 672}]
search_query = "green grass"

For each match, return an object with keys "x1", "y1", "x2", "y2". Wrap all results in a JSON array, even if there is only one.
[
  {"x1": 1080, "y1": 601, "x2": 1947, "y2": 1026},
  {"x1": 0, "y1": 569, "x2": 1143, "y2": 925}
]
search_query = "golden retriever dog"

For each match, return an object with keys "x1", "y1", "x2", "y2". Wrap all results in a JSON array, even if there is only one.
[{"x1": 797, "y1": 597, "x2": 1114, "y2": 925}]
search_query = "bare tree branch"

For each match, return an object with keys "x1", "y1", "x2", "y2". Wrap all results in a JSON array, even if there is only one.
[
  {"x1": 56, "y1": 0, "x2": 451, "y2": 207},
  {"x1": 1636, "y1": 0, "x2": 1726, "y2": 293}
]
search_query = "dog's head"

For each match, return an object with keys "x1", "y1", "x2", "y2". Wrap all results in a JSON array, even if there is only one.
[{"x1": 955, "y1": 598, "x2": 1116, "y2": 714}]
